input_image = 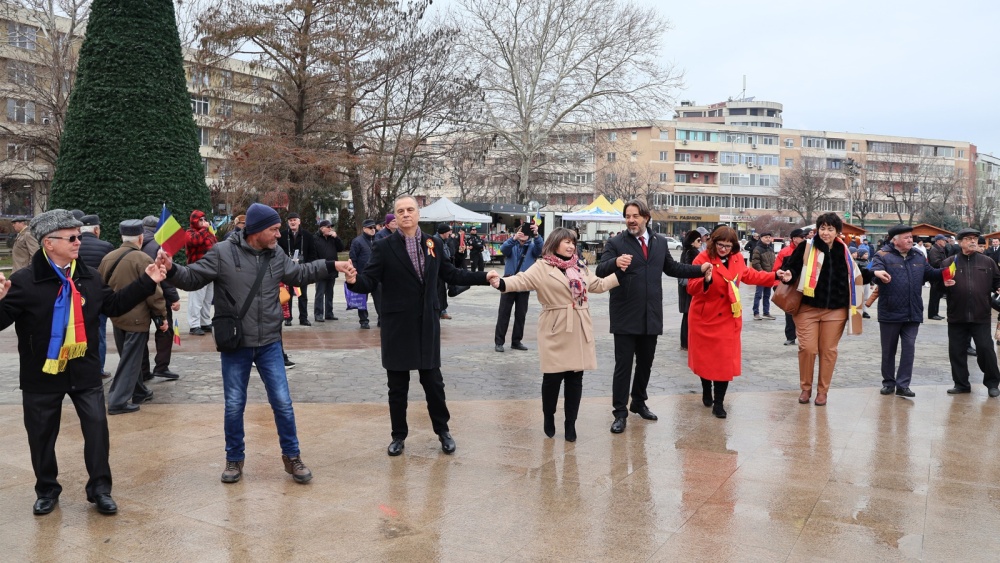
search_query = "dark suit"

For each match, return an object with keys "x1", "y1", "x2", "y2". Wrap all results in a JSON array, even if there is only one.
[
  {"x1": 277, "y1": 227, "x2": 317, "y2": 322},
  {"x1": 348, "y1": 230, "x2": 488, "y2": 439},
  {"x1": 596, "y1": 231, "x2": 703, "y2": 418}
]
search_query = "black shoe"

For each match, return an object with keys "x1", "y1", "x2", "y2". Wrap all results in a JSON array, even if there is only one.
[
  {"x1": 101, "y1": 371, "x2": 112, "y2": 379},
  {"x1": 702, "y1": 393, "x2": 713, "y2": 407},
  {"x1": 783, "y1": 339, "x2": 796, "y2": 346},
  {"x1": 108, "y1": 404, "x2": 140, "y2": 415},
  {"x1": 629, "y1": 404, "x2": 658, "y2": 421},
  {"x1": 895, "y1": 387, "x2": 915, "y2": 398},
  {"x1": 325, "y1": 315, "x2": 337, "y2": 321},
  {"x1": 930, "y1": 315, "x2": 945, "y2": 321},
  {"x1": 300, "y1": 319, "x2": 312, "y2": 326},
  {"x1": 200, "y1": 325, "x2": 213, "y2": 333},
  {"x1": 990, "y1": 388, "x2": 1000, "y2": 398},
  {"x1": 284, "y1": 319, "x2": 292, "y2": 326},
  {"x1": 387, "y1": 439, "x2": 405, "y2": 456},
  {"x1": 360, "y1": 322, "x2": 370, "y2": 330},
  {"x1": 33, "y1": 497, "x2": 57, "y2": 515},
  {"x1": 947, "y1": 387, "x2": 972, "y2": 394},
  {"x1": 610, "y1": 417, "x2": 626, "y2": 434},
  {"x1": 153, "y1": 370, "x2": 180, "y2": 380},
  {"x1": 494, "y1": 344, "x2": 504, "y2": 353},
  {"x1": 91, "y1": 493, "x2": 117, "y2": 515},
  {"x1": 712, "y1": 405, "x2": 728, "y2": 418},
  {"x1": 284, "y1": 357, "x2": 296, "y2": 369},
  {"x1": 189, "y1": 327, "x2": 205, "y2": 336},
  {"x1": 510, "y1": 342, "x2": 528, "y2": 351},
  {"x1": 377, "y1": 320, "x2": 381, "y2": 327},
  {"x1": 880, "y1": 385, "x2": 895, "y2": 395},
  {"x1": 862, "y1": 312, "x2": 871, "y2": 319},
  {"x1": 967, "y1": 347, "x2": 977, "y2": 356},
  {"x1": 438, "y1": 432, "x2": 456, "y2": 454},
  {"x1": 315, "y1": 317, "x2": 325, "y2": 323},
  {"x1": 564, "y1": 420, "x2": 577, "y2": 442},
  {"x1": 132, "y1": 393, "x2": 153, "y2": 404},
  {"x1": 141, "y1": 372, "x2": 154, "y2": 382},
  {"x1": 543, "y1": 414, "x2": 555, "y2": 438}
]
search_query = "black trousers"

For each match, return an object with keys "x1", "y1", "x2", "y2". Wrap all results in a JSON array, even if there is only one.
[
  {"x1": 470, "y1": 252, "x2": 485, "y2": 272},
  {"x1": 141, "y1": 306, "x2": 174, "y2": 376},
  {"x1": 386, "y1": 368, "x2": 450, "y2": 440},
  {"x1": 928, "y1": 283, "x2": 944, "y2": 318},
  {"x1": 680, "y1": 311, "x2": 689, "y2": 349},
  {"x1": 494, "y1": 291, "x2": 530, "y2": 346},
  {"x1": 612, "y1": 334, "x2": 659, "y2": 418},
  {"x1": 437, "y1": 278, "x2": 449, "y2": 313},
  {"x1": 287, "y1": 286, "x2": 310, "y2": 322},
  {"x1": 542, "y1": 371, "x2": 583, "y2": 421},
  {"x1": 23, "y1": 386, "x2": 112, "y2": 501},
  {"x1": 785, "y1": 313, "x2": 797, "y2": 342},
  {"x1": 879, "y1": 321, "x2": 920, "y2": 389},
  {"x1": 948, "y1": 322, "x2": 1000, "y2": 390},
  {"x1": 314, "y1": 277, "x2": 335, "y2": 319}
]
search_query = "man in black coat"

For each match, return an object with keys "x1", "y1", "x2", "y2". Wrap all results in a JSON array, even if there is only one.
[
  {"x1": 140, "y1": 216, "x2": 181, "y2": 380},
  {"x1": 313, "y1": 219, "x2": 345, "y2": 322},
  {"x1": 596, "y1": 199, "x2": 708, "y2": 434},
  {"x1": 926, "y1": 235, "x2": 949, "y2": 320},
  {"x1": 277, "y1": 212, "x2": 317, "y2": 325},
  {"x1": 467, "y1": 227, "x2": 486, "y2": 272},
  {"x1": 77, "y1": 214, "x2": 116, "y2": 377},
  {"x1": 347, "y1": 196, "x2": 498, "y2": 457},
  {"x1": 0, "y1": 209, "x2": 166, "y2": 516},
  {"x1": 349, "y1": 219, "x2": 377, "y2": 329}
]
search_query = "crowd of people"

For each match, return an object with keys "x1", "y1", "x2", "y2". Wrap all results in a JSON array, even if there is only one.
[{"x1": 3, "y1": 198, "x2": 1000, "y2": 519}]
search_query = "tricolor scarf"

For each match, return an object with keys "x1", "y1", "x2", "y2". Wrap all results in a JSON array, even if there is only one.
[
  {"x1": 796, "y1": 239, "x2": 863, "y2": 334},
  {"x1": 42, "y1": 251, "x2": 88, "y2": 374},
  {"x1": 543, "y1": 254, "x2": 587, "y2": 306},
  {"x1": 714, "y1": 259, "x2": 742, "y2": 318}
]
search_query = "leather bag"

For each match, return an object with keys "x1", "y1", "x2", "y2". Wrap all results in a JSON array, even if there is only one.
[{"x1": 771, "y1": 280, "x2": 802, "y2": 315}]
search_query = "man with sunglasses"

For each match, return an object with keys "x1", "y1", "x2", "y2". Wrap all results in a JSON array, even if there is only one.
[{"x1": 0, "y1": 209, "x2": 167, "y2": 516}]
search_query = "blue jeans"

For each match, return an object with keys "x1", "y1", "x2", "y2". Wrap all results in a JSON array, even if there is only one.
[
  {"x1": 220, "y1": 341, "x2": 299, "y2": 461},
  {"x1": 753, "y1": 285, "x2": 771, "y2": 316}
]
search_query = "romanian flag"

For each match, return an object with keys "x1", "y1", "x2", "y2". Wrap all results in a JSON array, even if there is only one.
[
  {"x1": 155, "y1": 205, "x2": 186, "y2": 256},
  {"x1": 173, "y1": 318, "x2": 181, "y2": 347},
  {"x1": 943, "y1": 261, "x2": 957, "y2": 282}
]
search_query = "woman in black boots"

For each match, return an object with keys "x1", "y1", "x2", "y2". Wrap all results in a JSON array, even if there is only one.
[
  {"x1": 678, "y1": 227, "x2": 708, "y2": 350},
  {"x1": 491, "y1": 228, "x2": 623, "y2": 441}
]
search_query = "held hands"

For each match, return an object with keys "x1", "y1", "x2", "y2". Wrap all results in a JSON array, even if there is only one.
[
  {"x1": 944, "y1": 279, "x2": 956, "y2": 287},
  {"x1": 874, "y1": 270, "x2": 891, "y2": 284},
  {"x1": 338, "y1": 259, "x2": 357, "y2": 284},
  {"x1": 616, "y1": 254, "x2": 632, "y2": 271},
  {"x1": 486, "y1": 270, "x2": 500, "y2": 288},
  {"x1": 0, "y1": 273, "x2": 9, "y2": 300},
  {"x1": 775, "y1": 269, "x2": 792, "y2": 283},
  {"x1": 145, "y1": 263, "x2": 167, "y2": 283},
  {"x1": 155, "y1": 249, "x2": 174, "y2": 272},
  {"x1": 704, "y1": 265, "x2": 712, "y2": 284}
]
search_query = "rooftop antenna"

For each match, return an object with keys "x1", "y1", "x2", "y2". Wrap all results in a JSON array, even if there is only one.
[{"x1": 737, "y1": 75, "x2": 747, "y2": 102}]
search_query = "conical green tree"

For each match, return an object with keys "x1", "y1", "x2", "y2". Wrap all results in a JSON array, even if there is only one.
[{"x1": 50, "y1": 0, "x2": 209, "y2": 248}]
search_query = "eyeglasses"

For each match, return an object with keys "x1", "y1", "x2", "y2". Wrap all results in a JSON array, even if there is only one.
[
  {"x1": 715, "y1": 242, "x2": 733, "y2": 249},
  {"x1": 47, "y1": 235, "x2": 81, "y2": 243}
]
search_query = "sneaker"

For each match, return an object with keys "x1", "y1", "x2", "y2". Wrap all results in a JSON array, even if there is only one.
[
  {"x1": 189, "y1": 327, "x2": 205, "y2": 336},
  {"x1": 862, "y1": 312, "x2": 871, "y2": 319},
  {"x1": 200, "y1": 325, "x2": 213, "y2": 333},
  {"x1": 753, "y1": 314, "x2": 762, "y2": 320},
  {"x1": 284, "y1": 357, "x2": 296, "y2": 369},
  {"x1": 221, "y1": 460, "x2": 243, "y2": 483},
  {"x1": 282, "y1": 455, "x2": 312, "y2": 483},
  {"x1": 762, "y1": 314, "x2": 775, "y2": 320}
]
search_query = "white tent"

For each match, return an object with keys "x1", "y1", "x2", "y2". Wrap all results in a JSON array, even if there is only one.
[
  {"x1": 561, "y1": 207, "x2": 626, "y2": 223},
  {"x1": 419, "y1": 197, "x2": 493, "y2": 223}
]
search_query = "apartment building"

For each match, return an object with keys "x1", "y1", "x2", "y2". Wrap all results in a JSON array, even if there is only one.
[{"x1": 674, "y1": 98, "x2": 784, "y2": 129}]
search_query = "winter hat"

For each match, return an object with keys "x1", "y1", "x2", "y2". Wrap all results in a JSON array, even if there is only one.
[
  {"x1": 142, "y1": 215, "x2": 160, "y2": 229},
  {"x1": 384, "y1": 213, "x2": 395, "y2": 225},
  {"x1": 119, "y1": 219, "x2": 144, "y2": 237},
  {"x1": 190, "y1": 209, "x2": 206, "y2": 226},
  {"x1": 80, "y1": 214, "x2": 101, "y2": 227},
  {"x1": 437, "y1": 223, "x2": 452, "y2": 234},
  {"x1": 70, "y1": 209, "x2": 85, "y2": 220},
  {"x1": 318, "y1": 219, "x2": 332, "y2": 228},
  {"x1": 244, "y1": 203, "x2": 281, "y2": 235},
  {"x1": 30, "y1": 209, "x2": 83, "y2": 241}
]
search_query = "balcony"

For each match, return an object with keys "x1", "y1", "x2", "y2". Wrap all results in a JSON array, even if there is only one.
[{"x1": 674, "y1": 161, "x2": 719, "y2": 174}]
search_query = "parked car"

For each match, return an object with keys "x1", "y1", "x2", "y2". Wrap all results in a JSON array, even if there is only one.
[{"x1": 664, "y1": 236, "x2": 681, "y2": 250}]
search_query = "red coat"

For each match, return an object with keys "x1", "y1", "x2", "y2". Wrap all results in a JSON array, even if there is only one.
[{"x1": 687, "y1": 250, "x2": 776, "y2": 381}]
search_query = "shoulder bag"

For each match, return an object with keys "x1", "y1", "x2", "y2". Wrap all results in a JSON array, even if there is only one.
[
  {"x1": 771, "y1": 278, "x2": 802, "y2": 315},
  {"x1": 213, "y1": 254, "x2": 271, "y2": 353}
]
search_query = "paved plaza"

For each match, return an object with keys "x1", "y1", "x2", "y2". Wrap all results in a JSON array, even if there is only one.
[{"x1": 1, "y1": 260, "x2": 998, "y2": 561}]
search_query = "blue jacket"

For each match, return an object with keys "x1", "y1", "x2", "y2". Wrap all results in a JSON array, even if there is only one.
[
  {"x1": 871, "y1": 244, "x2": 942, "y2": 323},
  {"x1": 501, "y1": 235, "x2": 544, "y2": 276}
]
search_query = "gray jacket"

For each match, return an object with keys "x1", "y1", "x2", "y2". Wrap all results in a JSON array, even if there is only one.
[{"x1": 167, "y1": 230, "x2": 330, "y2": 348}]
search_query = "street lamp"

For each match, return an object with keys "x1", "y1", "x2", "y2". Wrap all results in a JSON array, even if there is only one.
[{"x1": 845, "y1": 157, "x2": 861, "y2": 226}]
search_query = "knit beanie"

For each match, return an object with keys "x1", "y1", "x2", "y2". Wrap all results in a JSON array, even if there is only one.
[
  {"x1": 244, "y1": 203, "x2": 281, "y2": 235},
  {"x1": 384, "y1": 213, "x2": 395, "y2": 225}
]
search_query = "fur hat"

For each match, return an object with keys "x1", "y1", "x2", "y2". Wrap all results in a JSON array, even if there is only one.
[
  {"x1": 119, "y1": 219, "x2": 144, "y2": 236},
  {"x1": 30, "y1": 209, "x2": 83, "y2": 241},
  {"x1": 244, "y1": 203, "x2": 281, "y2": 235}
]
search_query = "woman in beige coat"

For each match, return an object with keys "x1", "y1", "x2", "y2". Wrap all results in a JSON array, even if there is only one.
[{"x1": 491, "y1": 228, "x2": 623, "y2": 441}]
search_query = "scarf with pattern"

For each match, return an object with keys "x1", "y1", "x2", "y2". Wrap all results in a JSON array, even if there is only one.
[
  {"x1": 543, "y1": 254, "x2": 587, "y2": 306},
  {"x1": 42, "y1": 250, "x2": 88, "y2": 374}
]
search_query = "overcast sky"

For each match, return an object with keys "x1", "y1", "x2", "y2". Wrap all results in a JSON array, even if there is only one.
[{"x1": 430, "y1": 0, "x2": 1000, "y2": 154}]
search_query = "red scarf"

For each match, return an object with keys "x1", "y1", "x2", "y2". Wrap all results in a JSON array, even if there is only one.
[{"x1": 543, "y1": 254, "x2": 587, "y2": 306}]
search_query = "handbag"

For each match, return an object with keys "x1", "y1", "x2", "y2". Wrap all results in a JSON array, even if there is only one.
[
  {"x1": 279, "y1": 285, "x2": 291, "y2": 305},
  {"x1": 213, "y1": 255, "x2": 271, "y2": 353},
  {"x1": 344, "y1": 285, "x2": 368, "y2": 311},
  {"x1": 771, "y1": 279, "x2": 802, "y2": 315}
]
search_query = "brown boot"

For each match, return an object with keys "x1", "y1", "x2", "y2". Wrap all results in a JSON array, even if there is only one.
[
  {"x1": 282, "y1": 455, "x2": 312, "y2": 483},
  {"x1": 798, "y1": 390, "x2": 811, "y2": 404},
  {"x1": 221, "y1": 460, "x2": 243, "y2": 483}
]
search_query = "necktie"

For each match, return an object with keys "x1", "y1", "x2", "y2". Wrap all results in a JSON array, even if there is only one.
[
  {"x1": 639, "y1": 237, "x2": 648, "y2": 259},
  {"x1": 63, "y1": 266, "x2": 71, "y2": 278}
]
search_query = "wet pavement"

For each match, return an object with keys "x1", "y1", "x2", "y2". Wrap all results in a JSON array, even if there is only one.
[{"x1": 0, "y1": 262, "x2": 997, "y2": 561}]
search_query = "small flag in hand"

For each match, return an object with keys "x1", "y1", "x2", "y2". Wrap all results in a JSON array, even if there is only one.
[
  {"x1": 155, "y1": 205, "x2": 187, "y2": 256},
  {"x1": 943, "y1": 261, "x2": 957, "y2": 282},
  {"x1": 173, "y1": 318, "x2": 181, "y2": 347}
]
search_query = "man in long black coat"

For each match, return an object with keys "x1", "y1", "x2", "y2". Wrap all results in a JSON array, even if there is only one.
[
  {"x1": 347, "y1": 196, "x2": 497, "y2": 457},
  {"x1": 596, "y1": 199, "x2": 708, "y2": 434}
]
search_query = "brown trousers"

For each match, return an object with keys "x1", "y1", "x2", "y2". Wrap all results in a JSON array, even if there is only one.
[{"x1": 794, "y1": 304, "x2": 847, "y2": 394}]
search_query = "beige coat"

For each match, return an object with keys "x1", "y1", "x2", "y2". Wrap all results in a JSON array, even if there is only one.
[
  {"x1": 11, "y1": 228, "x2": 38, "y2": 272},
  {"x1": 501, "y1": 259, "x2": 619, "y2": 373},
  {"x1": 98, "y1": 242, "x2": 165, "y2": 332}
]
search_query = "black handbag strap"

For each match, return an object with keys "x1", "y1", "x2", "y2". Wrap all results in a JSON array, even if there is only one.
[
  {"x1": 237, "y1": 255, "x2": 271, "y2": 320},
  {"x1": 103, "y1": 248, "x2": 137, "y2": 284}
]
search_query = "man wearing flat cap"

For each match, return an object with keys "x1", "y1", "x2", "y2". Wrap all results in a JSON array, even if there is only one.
[
  {"x1": 10, "y1": 215, "x2": 38, "y2": 273},
  {"x1": 349, "y1": 218, "x2": 378, "y2": 329},
  {"x1": 871, "y1": 224, "x2": 949, "y2": 398},
  {"x1": 313, "y1": 219, "x2": 344, "y2": 322},
  {"x1": 433, "y1": 223, "x2": 454, "y2": 319},
  {"x1": 99, "y1": 220, "x2": 168, "y2": 415},
  {"x1": 0, "y1": 209, "x2": 167, "y2": 515},
  {"x1": 926, "y1": 234, "x2": 950, "y2": 321},
  {"x1": 278, "y1": 212, "x2": 317, "y2": 326},
  {"x1": 78, "y1": 214, "x2": 116, "y2": 376},
  {"x1": 940, "y1": 228, "x2": 1000, "y2": 397}
]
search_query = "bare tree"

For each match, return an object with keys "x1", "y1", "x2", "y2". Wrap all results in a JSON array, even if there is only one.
[
  {"x1": 748, "y1": 213, "x2": 791, "y2": 237},
  {"x1": 776, "y1": 159, "x2": 833, "y2": 224},
  {"x1": 844, "y1": 155, "x2": 879, "y2": 229},
  {"x1": 0, "y1": 0, "x2": 89, "y2": 211},
  {"x1": 967, "y1": 157, "x2": 1000, "y2": 232},
  {"x1": 594, "y1": 133, "x2": 656, "y2": 203},
  {"x1": 455, "y1": 0, "x2": 682, "y2": 204}
]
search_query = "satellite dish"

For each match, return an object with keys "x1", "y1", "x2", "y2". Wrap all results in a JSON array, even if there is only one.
[{"x1": 527, "y1": 200, "x2": 541, "y2": 212}]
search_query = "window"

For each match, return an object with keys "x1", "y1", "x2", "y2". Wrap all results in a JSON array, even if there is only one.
[
  {"x1": 220, "y1": 70, "x2": 233, "y2": 89},
  {"x1": 191, "y1": 96, "x2": 209, "y2": 115},
  {"x1": 851, "y1": 142, "x2": 859, "y2": 152},
  {"x1": 217, "y1": 100, "x2": 233, "y2": 117},
  {"x1": 190, "y1": 68, "x2": 209, "y2": 89},
  {"x1": 675, "y1": 173, "x2": 688, "y2": 183},
  {"x1": 761, "y1": 136, "x2": 778, "y2": 145},
  {"x1": 935, "y1": 146, "x2": 955, "y2": 158},
  {"x1": 958, "y1": 149, "x2": 965, "y2": 158},
  {"x1": 630, "y1": 130, "x2": 638, "y2": 141},
  {"x1": 198, "y1": 127, "x2": 210, "y2": 146},
  {"x1": 606, "y1": 152, "x2": 616, "y2": 162},
  {"x1": 7, "y1": 143, "x2": 32, "y2": 161},
  {"x1": 8, "y1": 22, "x2": 37, "y2": 50},
  {"x1": 630, "y1": 151, "x2": 637, "y2": 162},
  {"x1": 785, "y1": 158, "x2": 794, "y2": 168},
  {"x1": 827, "y1": 139, "x2": 846, "y2": 150},
  {"x1": 659, "y1": 131, "x2": 670, "y2": 140},
  {"x1": 6, "y1": 99, "x2": 35, "y2": 124},
  {"x1": 827, "y1": 160, "x2": 842, "y2": 170},
  {"x1": 605, "y1": 173, "x2": 617, "y2": 184},
  {"x1": 659, "y1": 172, "x2": 669, "y2": 182},
  {"x1": 802, "y1": 137, "x2": 825, "y2": 148},
  {"x1": 784, "y1": 138, "x2": 794, "y2": 147},
  {"x1": 659, "y1": 151, "x2": 668, "y2": 161},
  {"x1": 676, "y1": 152, "x2": 691, "y2": 162},
  {"x1": 608, "y1": 131, "x2": 617, "y2": 141},
  {"x1": 7, "y1": 61, "x2": 34, "y2": 87},
  {"x1": 677, "y1": 130, "x2": 718, "y2": 142}
]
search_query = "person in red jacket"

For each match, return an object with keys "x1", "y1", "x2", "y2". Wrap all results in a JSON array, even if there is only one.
[
  {"x1": 772, "y1": 228, "x2": 806, "y2": 345},
  {"x1": 185, "y1": 210, "x2": 216, "y2": 335},
  {"x1": 687, "y1": 226, "x2": 791, "y2": 418}
]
